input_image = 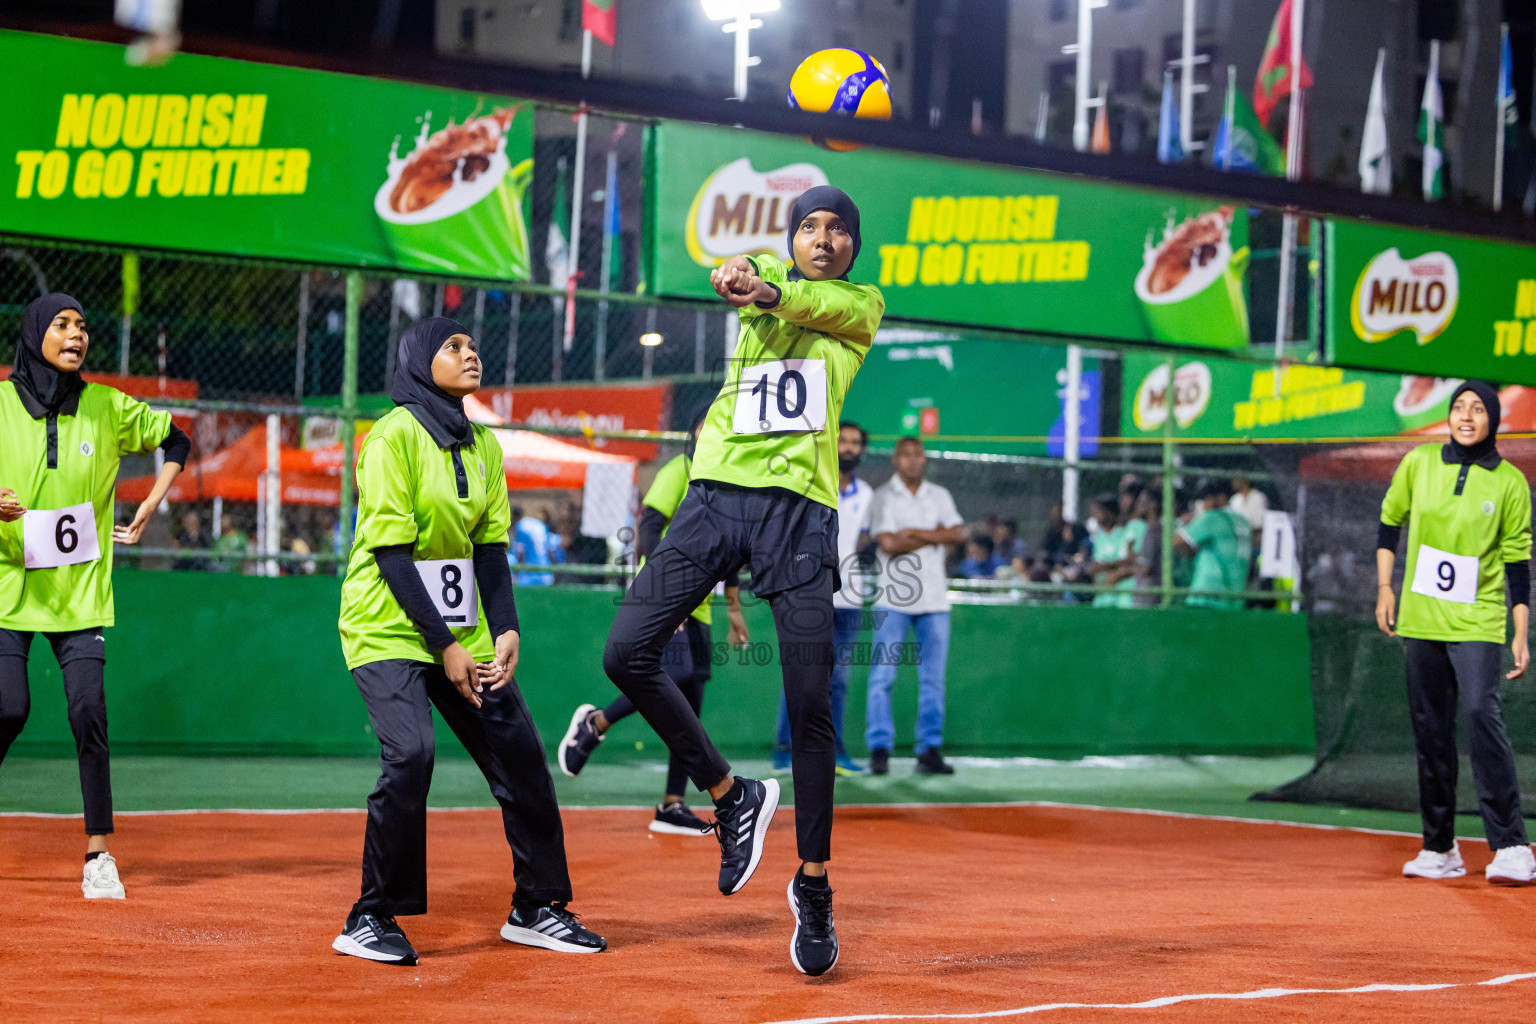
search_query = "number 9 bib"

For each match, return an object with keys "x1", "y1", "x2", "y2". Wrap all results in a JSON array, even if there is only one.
[
  {"x1": 23, "y1": 502, "x2": 101, "y2": 569},
  {"x1": 1409, "y1": 544, "x2": 1479, "y2": 605},
  {"x1": 732, "y1": 359, "x2": 828, "y2": 435},
  {"x1": 414, "y1": 558, "x2": 477, "y2": 626}
]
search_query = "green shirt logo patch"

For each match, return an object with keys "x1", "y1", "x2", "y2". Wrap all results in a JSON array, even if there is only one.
[{"x1": 79, "y1": 440, "x2": 93, "y2": 456}]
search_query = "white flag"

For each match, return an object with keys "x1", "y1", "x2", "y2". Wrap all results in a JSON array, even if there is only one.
[
  {"x1": 1359, "y1": 49, "x2": 1392, "y2": 195},
  {"x1": 1419, "y1": 39, "x2": 1444, "y2": 201}
]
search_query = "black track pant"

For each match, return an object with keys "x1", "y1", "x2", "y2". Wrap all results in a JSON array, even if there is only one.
[
  {"x1": 0, "y1": 628, "x2": 111, "y2": 835},
  {"x1": 602, "y1": 545, "x2": 836, "y2": 863},
  {"x1": 604, "y1": 617, "x2": 710, "y2": 799},
  {"x1": 351, "y1": 659, "x2": 573, "y2": 918},
  {"x1": 1405, "y1": 637, "x2": 1528, "y2": 853}
]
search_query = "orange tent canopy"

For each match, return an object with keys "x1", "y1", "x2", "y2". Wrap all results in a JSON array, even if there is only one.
[{"x1": 117, "y1": 422, "x2": 635, "y2": 506}]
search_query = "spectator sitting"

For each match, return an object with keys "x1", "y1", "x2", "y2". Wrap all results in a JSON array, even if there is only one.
[
  {"x1": 172, "y1": 509, "x2": 212, "y2": 572},
  {"x1": 1087, "y1": 492, "x2": 1137, "y2": 608},
  {"x1": 956, "y1": 532, "x2": 1005, "y2": 579},
  {"x1": 1040, "y1": 502, "x2": 1087, "y2": 566},
  {"x1": 992, "y1": 518, "x2": 1027, "y2": 565},
  {"x1": 510, "y1": 505, "x2": 554, "y2": 586},
  {"x1": 1132, "y1": 489, "x2": 1163, "y2": 607}
]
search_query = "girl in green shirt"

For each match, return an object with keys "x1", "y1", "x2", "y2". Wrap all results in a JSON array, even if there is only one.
[
  {"x1": 1377, "y1": 381, "x2": 1534, "y2": 886},
  {"x1": 332, "y1": 317, "x2": 604, "y2": 965},
  {"x1": 0, "y1": 293, "x2": 188, "y2": 901}
]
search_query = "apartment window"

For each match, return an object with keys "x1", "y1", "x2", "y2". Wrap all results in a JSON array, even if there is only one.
[
  {"x1": 1112, "y1": 47, "x2": 1144, "y2": 95},
  {"x1": 1113, "y1": 0, "x2": 1141, "y2": 8},
  {"x1": 1050, "y1": 0, "x2": 1071, "y2": 23},
  {"x1": 458, "y1": 6, "x2": 476, "y2": 48}
]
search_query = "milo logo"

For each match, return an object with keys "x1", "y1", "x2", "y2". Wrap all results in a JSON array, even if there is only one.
[
  {"x1": 1350, "y1": 248, "x2": 1459, "y2": 345},
  {"x1": 685, "y1": 158, "x2": 828, "y2": 267},
  {"x1": 1133, "y1": 360, "x2": 1211, "y2": 431}
]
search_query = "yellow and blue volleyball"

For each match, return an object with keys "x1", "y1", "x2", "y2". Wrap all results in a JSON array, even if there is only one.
[{"x1": 788, "y1": 48, "x2": 892, "y2": 151}]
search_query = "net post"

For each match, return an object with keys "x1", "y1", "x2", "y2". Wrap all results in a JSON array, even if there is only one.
[
  {"x1": 340, "y1": 271, "x2": 362, "y2": 562},
  {"x1": 1160, "y1": 353, "x2": 1176, "y2": 608}
]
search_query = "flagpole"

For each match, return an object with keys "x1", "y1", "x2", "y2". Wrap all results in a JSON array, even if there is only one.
[
  {"x1": 561, "y1": 28, "x2": 593, "y2": 378},
  {"x1": 1035, "y1": 90, "x2": 1049, "y2": 142},
  {"x1": 1220, "y1": 64, "x2": 1236, "y2": 170},
  {"x1": 1274, "y1": 0, "x2": 1305, "y2": 385},
  {"x1": 1495, "y1": 22, "x2": 1509, "y2": 212},
  {"x1": 594, "y1": 148, "x2": 616, "y2": 384}
]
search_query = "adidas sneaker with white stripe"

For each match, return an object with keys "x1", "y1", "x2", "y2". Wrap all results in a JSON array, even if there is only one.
[
  {"x1": 331, "y1": 913, "x2": 418, "y2": 965},
  {"x1": 712, "y1": 776, "x2": 780, "y2": 895},
  {"x1": 500, "y1": 902, "x2": 607, "y2": 953}
]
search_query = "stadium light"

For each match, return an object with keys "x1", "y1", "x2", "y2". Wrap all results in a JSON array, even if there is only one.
[
  {"x1": 639, "y1": 332, "x2": 664, "y2": 347},
  {"x1": 701, "y1": 0, "x2": 781, "y2": 101}
]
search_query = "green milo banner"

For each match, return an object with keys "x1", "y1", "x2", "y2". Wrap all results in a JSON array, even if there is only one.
[
  {"x1": 1325, "y1": 219, "x2": 1536, "y2": 387},
  {"x1": 0, "y1": 30, "x2": 533, "y2": 279},
  {"x1": 1118, "y1": 350, "x2": 1458, "y2": 440},
  {"x1": 647, "y1": 121, "x2": 1252, "y2": 349}
]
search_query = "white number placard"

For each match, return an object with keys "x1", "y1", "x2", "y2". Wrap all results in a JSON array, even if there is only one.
[
  {"x1": 1259, "y1": 511, "x2": 1296, "y2": 580},
  {"x1": 23, "y1": 502, "x2": 101, "y2": 569},
  {"x1": 732, "y1": 359, "x2": 828, "y2": 434},
  {"x1": 415, "y1": 558, "x2": 477, "y2": 626},
  {"x1": 1409, "y1": 544, "x2": 1479, "y2": 605}
]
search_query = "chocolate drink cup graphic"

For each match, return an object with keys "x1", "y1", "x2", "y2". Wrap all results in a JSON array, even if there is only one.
[
  {"x1": 375, "y1": 108, "x2": 532, "y2": 279},
  {"x1": 1134, "y1": 210, "x2": 1250, "y2": 350}
]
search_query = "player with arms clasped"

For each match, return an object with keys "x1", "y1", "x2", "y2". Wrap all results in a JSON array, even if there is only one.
[
  {"x1": 1377, "y1": 381, "x2": 1536, "y2": 886},
  {"x1": 602, "y1": 186, "x2": 883, "y2": 976}
]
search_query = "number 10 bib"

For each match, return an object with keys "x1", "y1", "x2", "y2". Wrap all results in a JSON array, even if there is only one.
[
  {"x1": 1409, "y1": 544, "x2": 1479, "y2": 605},
  {"x1": 23, "y1": 502, "x2": 101, "y2": 569},
  {"x1": 732, "y1": 359, "x2": 827, "y2": 435},
  {"x1": 415, "y1": 558, "x2": 477, "y2": 626}
]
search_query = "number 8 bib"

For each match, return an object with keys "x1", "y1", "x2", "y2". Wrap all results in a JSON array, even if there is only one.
[
  {"x1": 732, "y1": 359, "x2": 827, "y2": 435},
  {"x1": 414, "y1": 558, "x2": 477, "y2": 626},
  {"x1": 23, "y1": 502, "x2": 101, "y2": 569},
  {"x1": 1409, "y1": 544, "x2": 1479, "y2": 605}
]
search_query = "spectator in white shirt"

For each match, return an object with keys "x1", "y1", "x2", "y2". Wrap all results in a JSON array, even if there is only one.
[
  {"x1": 865, "y1": 437, "x2": 967, "y2": 776},
  {"x1": 1228, "y1": 475, "x2": 1268, "y2": 540},
  {"x1": 773, "y1": 422, "x2": 874, "y2": 776}
]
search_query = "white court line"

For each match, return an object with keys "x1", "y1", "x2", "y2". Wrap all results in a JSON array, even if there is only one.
[
  {"x1": 753, "y1": 972, "x2": 1536, "y2": 1024},
  {"x1": 0, "y1": 799, "x2": 1453, "y2": 841}
]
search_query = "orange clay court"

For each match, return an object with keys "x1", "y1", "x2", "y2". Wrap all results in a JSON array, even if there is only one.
[{"x1": 5, "y1": 797, "x2": 1535, "y2": 1024}]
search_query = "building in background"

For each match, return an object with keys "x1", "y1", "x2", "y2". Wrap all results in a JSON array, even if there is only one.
[{"x1": 1005, "y1": 0, "x2": 1507, "y2": 206}]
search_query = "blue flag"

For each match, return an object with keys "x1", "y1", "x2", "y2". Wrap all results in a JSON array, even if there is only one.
[{"x1": 1157, "y1": 70, "x2": 1183, "y2": 164}]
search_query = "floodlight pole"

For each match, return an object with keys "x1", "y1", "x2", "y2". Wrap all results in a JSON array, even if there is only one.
[
  {"x1": 1176, "y1": 0, "x2": 1208, "y2": 154},
  {"x1": 721, "y1": 12, "x2": 763, "y2": 101}
]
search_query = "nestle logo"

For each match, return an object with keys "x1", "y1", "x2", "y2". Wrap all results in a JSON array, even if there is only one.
[
  {"x1": 766, "y1": 175, "x2": 814, "y2": 192},
  {"x1": 1408, "y1": 263, "x2": 1446, "y2": 277}
]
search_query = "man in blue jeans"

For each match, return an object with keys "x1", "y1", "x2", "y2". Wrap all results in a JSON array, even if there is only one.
[
  {"x1": 773, "y1": 422, "x2": 874, "y2": 776},
  {"x1": 865, "y1": 437, "x2": 966, "y2": 775}
]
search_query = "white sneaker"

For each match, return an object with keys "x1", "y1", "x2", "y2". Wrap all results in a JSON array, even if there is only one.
[
  {"x1": 82, "y1": 852, "x2": 126, "y2": 899},
  {"x1": 1486, "y1": 845, "x2": 1536, "y2": 886},
  {"x1": 1403, "y1": 845, "x2": 1466, "y2": 879}
]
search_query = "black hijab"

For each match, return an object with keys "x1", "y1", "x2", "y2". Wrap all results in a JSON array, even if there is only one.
[
  {"x1": 390, "y1": 317, "x2": 475, "y2": 449},
  {"x1": 12, "y1": 293, "x2": 86, "y2": 418},
  {"x1": 786, "y1": 185, "x2": 861, "y2": 282},
  {"x1": 1442, "y1": 380, "x2": 1502, "y2": 470}
]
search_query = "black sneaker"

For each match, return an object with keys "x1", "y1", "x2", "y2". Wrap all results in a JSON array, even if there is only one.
[
  {"x1": 332, "y1": 912, "x2": 418, "y2": 965},
  {"x1": 558, "y1": 704, "x2": 604, "y2": 778},
  {"x1": 787, "y1": 871, "x2": 839, "y2": 977},
  {"x1": 915, "y1": 747, "x2": 954, "y2": 775},
  {"x1": 869, "y1": 748, "x2": 890, "y2": 776},
  {"x1": 710, "y1": 777, "x2": 780, "y2": 895},
  {"x1": 648, "y1": 800, "x2": 712, "y2": 836},
  {"x1": 501, "y1": 901, "x2": 607, "y2": 954}
]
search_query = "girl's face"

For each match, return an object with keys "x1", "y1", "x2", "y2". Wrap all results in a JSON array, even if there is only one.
[
  {"x1": 1449, "y1": 391, "x2": 1490, "y2": 446},
  {"x1": 41, "y1": 308, "x2": 88, "y2": 372},
  {"x1": 792, "y1": 209, "x2": 854, "y2": 281},
  {"x1": 431, "y1": 333, "x2": 482, "y2": 397}
]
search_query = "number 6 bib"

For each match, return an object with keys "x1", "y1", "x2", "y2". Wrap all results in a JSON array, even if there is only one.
[
  {"x1": 23, "y1": 502, "x2": 101, "y2": 569},
  {"x1": 1409, "y1": 544, "x2": 1479, "y2": 605},
  {"x1": 414, "y1": 558, "x2": 477, "y2": 626},
  {"x1": 732, "y1": 359, "x2": 827, "y2": 434}
]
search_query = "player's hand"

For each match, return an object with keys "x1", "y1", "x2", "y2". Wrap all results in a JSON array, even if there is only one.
[
  {"x1": 0, "y1": 487, "x2": 24, "y2": 523},
  {"x1": 1374, "y1": 586, "x2": 1396, "y2": 638},
  {"x1": 111, "y1": 501, "x2": 155, "y2": 545},
  {"x1": 727, "y1": 607, "x2": 750, "y2": 647},
  {"x1": 443, "y1": 642, "x2": 482, "y2": 707},
  {"x1": 1509, "y1": 635, "x2": 1529, "y2": 680},
  {"x1": 489, "y1": 629, "x2": 520, "y2": 691}
]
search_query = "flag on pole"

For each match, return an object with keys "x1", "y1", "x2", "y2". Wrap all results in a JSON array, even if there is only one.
[
  {"x1": 547, "y1": 157, "x2": 571, "y2": 292},
  {"x1": 1254, "y1": 0, "x2": 1313, "y2": 126},
  {"x1": 1359, "y1": 48, "x2": 1392, "y2": 195},
  {"x1": 1419, "y1": 39, "x2": 1445, "y2": 201},
  {"x1": 1034, "y1": 91, "x2": 1049, "y2": 143},
  {"x1": 1495, "y1": 23, "x2": 1516, "y2": 210},
  {"x1": 603, "y1": 152, "x2": 622, "y2": 293},
  {"x1": 1212, "y1": 65, "x2": 1285, "y2": 175},
  {"x1": 1157, "y1": 69, "x2": 1183, "y2": 163},
  {"x1": 1090, "y1": 89, "x2": 1110, "y2": 154},
  {"x1": 583, "y1": 0, "x2": 616, "y2": 47}
]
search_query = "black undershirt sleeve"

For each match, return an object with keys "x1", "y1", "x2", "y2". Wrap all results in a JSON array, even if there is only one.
[
  {"x1": 1507, "y1": 561, "x2": 1530, "y2": 609},
  {"x1": 637, "y1": 506, "x2": 668, "y2": 560},
  {"x1": 159, "y1": 424, "x2": 191, "y2": 466},
  {"x1": 473, "y1": 543, "x2": 520, "y2": 637},
  {"x1": 1376, "y1": 521, "x2": 1402, "y2": 553},
  {"x1": 374, "y1": 544, "x2": 456, "y2": 651}
]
